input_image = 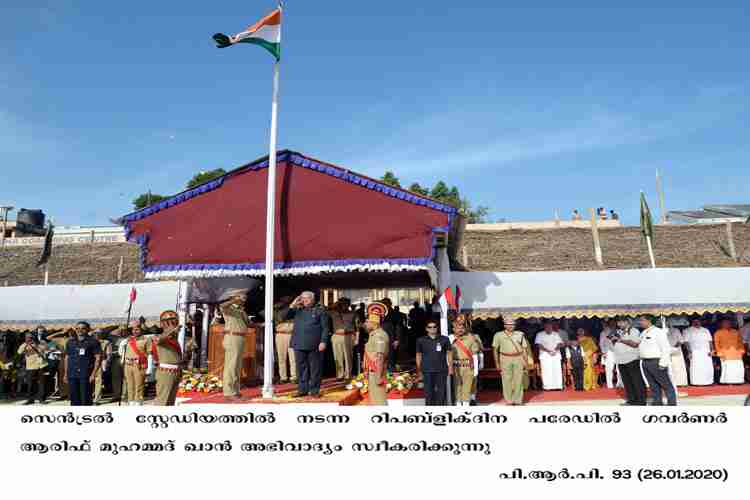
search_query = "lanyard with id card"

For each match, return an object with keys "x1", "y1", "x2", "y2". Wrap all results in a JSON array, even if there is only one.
[
  {"x1": 79, "y1": 348, "x2": 86, "y2": 356},
  {"x1": 436, "y1": 341, "x2": 442, "y2": 352}
]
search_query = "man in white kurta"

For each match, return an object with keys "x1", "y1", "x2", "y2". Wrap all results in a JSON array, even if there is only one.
[
  {"x1": 535, "y1": 323, "x2": 564, "y2": 390},
  {"x1": 599, "y1": 320, "x2": 618, "y2": 388},
  {"x1": 667, "y1": 327, "x2": 689, "y2": 387},
  {"x1": 684, "y1": 319, "x2": 714, "y2": 386}
]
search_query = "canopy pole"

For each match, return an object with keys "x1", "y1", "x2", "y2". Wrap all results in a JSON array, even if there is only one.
[{"x1": 262, "y1": 60, "x2": 281, "y2": 400}]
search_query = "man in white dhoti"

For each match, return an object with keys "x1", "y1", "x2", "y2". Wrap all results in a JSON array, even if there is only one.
[
  {"x1": 599, "y1": 320, "x2": 618, "y2": 388},
  {"x1": 714, "y1": 319, "x2": 745, "y2": 384},
  {"x1": 684, "y1": 318, "x2": 714, "y2": 386},
  {"x1": 667, "y1": 326, "x2": 689, "y2": 387},
  {"x1": 535, "y1": 322, "x2": 564, "y2": 390}
]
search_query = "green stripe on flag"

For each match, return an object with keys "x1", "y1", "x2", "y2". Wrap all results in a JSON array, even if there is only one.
[{"x1": 236, "y1": 37, "x2": 281, "y2": 61}]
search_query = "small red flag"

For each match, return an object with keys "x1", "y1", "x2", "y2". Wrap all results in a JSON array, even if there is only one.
[{"x1": 130, "y1": 287, "x2": 137, "y2": 304}]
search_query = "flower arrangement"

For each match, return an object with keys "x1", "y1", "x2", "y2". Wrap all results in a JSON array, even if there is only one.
[
  {"x1": 177, "y1": 369, "x2": 222, "y2": 394},
  {"x1": 346, "y1": 371, "x2": 416, "y2": 396}
]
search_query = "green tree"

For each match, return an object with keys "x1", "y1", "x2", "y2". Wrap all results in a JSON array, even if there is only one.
[
  {"x1": 380, "y1": 171, "x2": 401, "y2": 188},
  {"x1": 186, "y1": 168, "x2": 227, "y2": 189},
  {"x1": 408, "y1": 182, "x2": 429, "y2": 196},
  {"x1": 429, "y1": 181, "x2": 451, "y2": 201},
  {"x1": 133, "y1": 192, "x2": 169, "y2": 210}
]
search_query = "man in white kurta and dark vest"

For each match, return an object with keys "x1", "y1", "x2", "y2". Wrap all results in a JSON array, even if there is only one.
[
  {"x1": 684, "y1": 318, "x2": 714, "y2": 386},
  {"x1": 535, "y1": 322, "x2": 564, "y2": 390},
  {"x1": 667, "y1": 325, "x2": 689, "y2": 387}
]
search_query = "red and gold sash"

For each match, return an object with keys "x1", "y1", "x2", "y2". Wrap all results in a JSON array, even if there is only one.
[
  {"x1": 128, "y1": 336, "x2": 147, "y2": 369},
  {"x1": 453, "y1": 338, "x2": 475, "y2": 368},
  {"x1": 151, "y1": 337, "x2": 182, "y2": 365}
]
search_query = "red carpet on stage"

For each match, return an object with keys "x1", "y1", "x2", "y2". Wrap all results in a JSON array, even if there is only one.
[{"x1": 181, "y1": 377, "x2": 350, "y2": 404}]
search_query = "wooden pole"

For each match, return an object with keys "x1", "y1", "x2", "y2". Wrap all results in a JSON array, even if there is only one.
[
  {"x1": 726, "y1": 222, "x2": 738, "y2": 262},
  {"x1": 117, "y1": 255, "x2": 124, "y2": 282},
  {"x1": 589, "y1": 208, "x2": 604, "y2": 267}
]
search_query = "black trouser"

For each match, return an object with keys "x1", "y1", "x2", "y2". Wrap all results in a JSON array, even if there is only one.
[
  {"x1": 618, "y1": 360, "x2": 646, "y2": 405},
  {"x1": 571, "y1": 365, "x2": 584, "y2": 390},
  {"x1": 69, "y1": 377, "x2": 93, "y2": 406},
  {"x1": 295, "y1": 349, "x2": 322, "y2": 395},
  {"x1": 422, "y1": 371, "x2": 447, "y2": 406},
  {"x1": 25, "y1": 369, "x2": 46, "y2": 402},
  {"x1": 641, "y1": 358, "x2": 677, "y2": 406}
]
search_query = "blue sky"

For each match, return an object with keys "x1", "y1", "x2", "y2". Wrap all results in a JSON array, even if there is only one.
[{"x1": 1, "y1": 1, "x2": 749, "y2": 226}]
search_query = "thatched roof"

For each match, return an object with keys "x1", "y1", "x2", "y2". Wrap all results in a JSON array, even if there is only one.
[
  {"x1": 463, "y1": 223, "x2": 750, "y2": 272},
  {"x1": 0, "y1": 243, "x2": 143, "y2": 287}
]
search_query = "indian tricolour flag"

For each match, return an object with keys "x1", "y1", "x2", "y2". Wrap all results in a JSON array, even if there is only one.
[{"x1": 213, "y1": 8, "x2": 281, "y2": 60}]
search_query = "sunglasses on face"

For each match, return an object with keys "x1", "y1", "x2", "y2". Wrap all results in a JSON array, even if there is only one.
[{"x1": 426, "y1": 325, "x2": 437, "y2": 329}]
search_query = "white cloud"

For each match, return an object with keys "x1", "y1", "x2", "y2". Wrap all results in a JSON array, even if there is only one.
[{"x1": 341, "y1": 85, "x2": 747, "y2": 177}]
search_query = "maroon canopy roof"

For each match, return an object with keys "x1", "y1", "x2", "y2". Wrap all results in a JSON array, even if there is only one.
[{"x1": 121, "y1": 151, "x2": 456, "y2": 279}]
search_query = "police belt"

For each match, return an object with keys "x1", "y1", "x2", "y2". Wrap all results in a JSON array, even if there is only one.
[
  {"x1": 157, "y1": 363, "x2": 181, "y2": 373},
  {"x1": 452, "y1": 358, "x2": 473, "y2": 368},
  {"x1": 124, "y1": 358, "x2": 144, "y2": 367},
  {"x1": 334, "y1": 331, "x2": 355, "y2": 336},
  {"x1": 500, "y1": 351, "x2": 523, "y2": 357},
  {"x1": 225, "y1": 332, "x2": 246, "y2": 337},
  {"x1": 275, "y1": 331, "x2": 292, "y2": 335}
]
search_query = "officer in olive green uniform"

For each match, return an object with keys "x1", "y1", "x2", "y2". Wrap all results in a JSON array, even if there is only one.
[
  {"x1": 451, "y1": 316, "x2": 481, "y2": 406},
  {"x1": 492, "y1": 317, "x2": 532, "y2": 405},
  {"x1": 363, "y1": 302, "x2": 390, "y2": 405},
  {"x1": 274, "y1": 297, "x2": 297, "y2": 384},
  {"x1": 121, "y1": 320, "x2": 152, "y2": 405},
  {"x1": 93, "y1": 330, "x2": 112, "y2": 404},
  {"x1": 153, "y1": 310, "x2": 183, "y2": 406},
  {"x1": 331, "y1": 298, "x2": 356, "y2": 381},
  {"x1": 219, "y1": 292, "x2": 249, "y2": 401}
]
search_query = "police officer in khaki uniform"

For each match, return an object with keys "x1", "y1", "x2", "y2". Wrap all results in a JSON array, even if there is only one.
[
  {"x1": 451, "y1": 315, "x2": 481, "y2": 406},
  {"x1": 153, "y1": 310, "x2": 183, "y2": 406},
  {"x1": 219, "y1": 292, "x2": 249, "y2": 402},
  {"x1": 120, "y1": 320, "x2": 152, "y2": 405},
  {"x1": 93, "y1": 330, "x2": 112, "y2": 404},
  {"x1": 331, "y1": 298, "x2": 356, "y2": 381},
  {"x1": 363, "y1": 302, "x2": 389, "y2": 405},
  {"x1": 274, "y1": 297, "x2": 297, "y2": 384},
  {"x1": 492, "y1": 317, "x2": 532, "y2": 406}
]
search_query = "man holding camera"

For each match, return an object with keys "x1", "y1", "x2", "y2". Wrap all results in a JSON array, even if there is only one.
[
  {"x1": 17, "y1": 332, "x2": 49, "y2": 405},
  {"x1": 285, "y1": 291, "x2": 331, "y2": 398}
]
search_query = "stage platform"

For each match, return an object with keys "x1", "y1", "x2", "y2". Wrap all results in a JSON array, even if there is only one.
[{"x1": 177, "y1": 378, "x2": 750, "y2": 406}]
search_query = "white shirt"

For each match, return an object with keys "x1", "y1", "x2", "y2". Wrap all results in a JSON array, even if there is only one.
[
  {"x1": 638, "y1": 326, "x2": 672, "y2": 368},
  {"x1": 667, "y1": 328, "x2": 685, "y2": 353},
  {"x1": 535, "y1": 331, "x2": 563, "y2": 353},
  {"x1": 612, "y1": 328, "x2": 641, "y2": 365},
  {"x1": 599, "y1": 328, "x2": 614, "y2": 354},
  {"x1": 684, "y1": 327, "x2": 712, "y2": 352}
]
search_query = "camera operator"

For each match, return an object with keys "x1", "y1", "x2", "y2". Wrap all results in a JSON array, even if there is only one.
[{"x1": 611, "y1": 318, "x2": 646, "y2": 406}]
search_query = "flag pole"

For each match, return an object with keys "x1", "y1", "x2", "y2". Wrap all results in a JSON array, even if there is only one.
[
  {"x1": 262, "y1": 57, "x2": 280, "y2": 400},
  {"x1": 645, "y1": 235, "x2": 656, "y2": 269}
]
